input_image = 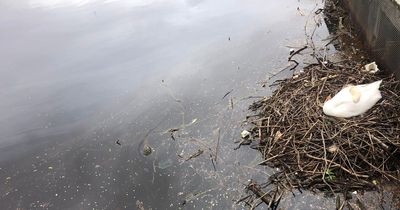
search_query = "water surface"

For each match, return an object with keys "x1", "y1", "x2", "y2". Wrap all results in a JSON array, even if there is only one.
[{"x1": 0, "y1": 0, "x2": 334, "y2": 209}]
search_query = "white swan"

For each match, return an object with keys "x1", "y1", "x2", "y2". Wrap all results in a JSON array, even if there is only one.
[{"x1": 323, "y1": 80, "x2": 382, "y2": 118}]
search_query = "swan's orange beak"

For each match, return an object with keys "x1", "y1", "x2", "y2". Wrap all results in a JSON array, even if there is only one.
[{"x1": 324, "y1": 95, "x2": 332, "y2": 102}]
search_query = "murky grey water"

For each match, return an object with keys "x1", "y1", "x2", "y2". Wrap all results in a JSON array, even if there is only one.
[{"x1": 0, "y1": 0, "x2": 337, "y2": 209}]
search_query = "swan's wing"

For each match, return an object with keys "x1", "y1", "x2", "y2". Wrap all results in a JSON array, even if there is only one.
[
  {"x1": 332, "y1": 99, "x2": 352, "y2": 108},
  {"x1": 329, "y1": 87, "x2": 355, "y2": 106}
]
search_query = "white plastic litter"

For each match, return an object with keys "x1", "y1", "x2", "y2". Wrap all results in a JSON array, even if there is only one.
[
  {"x1": 240, "y1": 130, "x2": 250, "y2": 139},
  {"x1": 363, "y1": 61, "x2": 379, "y2": 73}
]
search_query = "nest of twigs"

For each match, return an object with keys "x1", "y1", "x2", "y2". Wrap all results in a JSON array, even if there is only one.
[{"x1": 247, "y1": 61, "x2": 400, "y2": 193}]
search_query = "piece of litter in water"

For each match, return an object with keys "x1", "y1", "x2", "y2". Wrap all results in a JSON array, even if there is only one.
[
  {"x1": 222, "y1": 89, "x2": 234, "y2": 99},
  {"x1": 115, "y1": 139, "x2": 121, "y2": 146},
  {"x1": 189, "y1": 118, "x2": 197, "y2": 125},
  {"x1": 240, "y1": 130, "x2": 250, "y2": 139},
  {"x1": 158, "y1": 159, "x2": 173, "y2": 169},
  {"x1": 185, "y1": 149, "x2": 204, "y2": 161},
  {"x1": 143, "y1": 145, "x2": 153, "y2": 156}
]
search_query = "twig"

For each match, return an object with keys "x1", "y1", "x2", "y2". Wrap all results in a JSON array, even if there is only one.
[{"x1": 214, "y1": 128, "x2": 220, "y2": 163}]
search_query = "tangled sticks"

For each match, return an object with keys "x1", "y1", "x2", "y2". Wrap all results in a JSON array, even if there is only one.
[{"x1": 247, "y1": 62, "x2": 400, "y2": 194}]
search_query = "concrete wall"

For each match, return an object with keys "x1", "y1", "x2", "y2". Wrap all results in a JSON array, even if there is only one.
[{"x1": 343, "y1": 0, "x2": 400, "y2": 78}]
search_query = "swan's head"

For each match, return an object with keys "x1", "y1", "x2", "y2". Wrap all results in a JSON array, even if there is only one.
[
  {"x1": 322, "y1": 99, "x2": 336, "y2": 117},
  {"x1": 322, "y1": 95, "x2": 335, "y2": 116}
]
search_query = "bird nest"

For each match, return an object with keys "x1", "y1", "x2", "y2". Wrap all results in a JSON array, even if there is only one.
[{"x1": 246, "y1": 62, "x2": 400, "y2": 193}]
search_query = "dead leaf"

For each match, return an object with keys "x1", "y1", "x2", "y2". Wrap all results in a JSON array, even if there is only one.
[{"x1": 274, "y1": 131, "x2": 283, "y2": 141}]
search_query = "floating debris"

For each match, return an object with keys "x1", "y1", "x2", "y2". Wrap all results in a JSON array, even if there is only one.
[
  {"x1": 168, "y1": 128, "x2": 179, "y2": 141},
  {"x1": 136, "y1": 200, "x2": 145, "y2": 210},
  {"x1": 240, "y1": 130, "x2": 250, "y2": 139},
  {"x1": 185, "y1": 149, "x2": 204, "y2": 161},
  {"x1": 238, "y1": 180, "x2": 283, "y2": 210},
  {"x1": 189, "y1": 118, "x2": 197, "y2": 125},
  {"x1": 157, "y1": 159, "x2": 173, "y2": 169},
  {"x1": 222, "y1": 89, "x2": 234, "y2": 99},
  {"x1": 137, "y1": 116, "x2": 168, "y2": 157},
  {"x1": 143, "y1": 145, "x2": 153, "y2": 156}
]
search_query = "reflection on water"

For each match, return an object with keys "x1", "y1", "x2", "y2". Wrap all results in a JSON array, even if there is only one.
[
  {"x1": 0, "y1": 0, "x2": 334, "y2": 209},
  {"x1": 29, "y1": 0, "x2": 97, "y2": 8},
  {"x1": 17, "y1": 0, "x2": 157, "y2": 9}
]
